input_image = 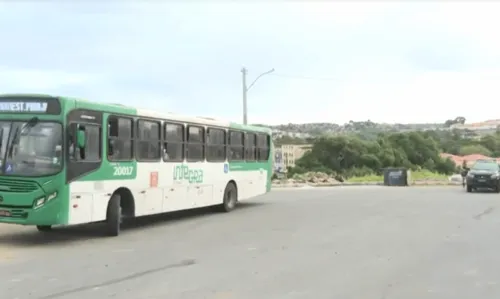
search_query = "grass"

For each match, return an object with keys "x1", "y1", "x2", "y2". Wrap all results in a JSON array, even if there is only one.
[
  {"x1": 348, "y1": 174, "x2": 383, "y2": 182},
  {"x1": 347, "y1": 170, "x2": 449, "y2": 183}
]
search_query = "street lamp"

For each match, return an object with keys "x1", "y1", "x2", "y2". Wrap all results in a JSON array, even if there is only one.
[{"x1": 241, "y1": 67, "x2": 275, "y2": 125}]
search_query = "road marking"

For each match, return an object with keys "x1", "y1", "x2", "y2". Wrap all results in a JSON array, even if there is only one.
[
  {"x1": 10, "y1": 278, "x2": 23, "y2": 282},
  {"x1": 473, "y1": 207, "x2": 494, "y2": 220}
]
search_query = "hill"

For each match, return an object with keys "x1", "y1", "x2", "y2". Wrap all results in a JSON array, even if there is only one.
[{"x1": 253, "y1": 120, "x2": 446, "y2": 139}]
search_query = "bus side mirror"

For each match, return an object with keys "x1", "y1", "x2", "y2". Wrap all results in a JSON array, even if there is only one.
[{"x1": 76, "y1": 129, "x2": 86, "y2": 148}]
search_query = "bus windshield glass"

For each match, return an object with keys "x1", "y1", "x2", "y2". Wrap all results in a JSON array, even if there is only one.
[{"x1": 0, "y1": 121, "x2": 63, "y2": 176}]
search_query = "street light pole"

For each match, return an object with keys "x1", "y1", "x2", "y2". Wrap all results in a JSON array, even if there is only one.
[
  {"x1": 241, "y1": 67, "x2": 248, "y2": 125},
  {"x1": 241, "y1": 67, "x2": 275, "y2": 125}
]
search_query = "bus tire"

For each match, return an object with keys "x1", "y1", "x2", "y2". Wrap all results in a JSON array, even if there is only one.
[
  {"x1": 219, "y1": 182, "x2": 238, "y2": 213},
  {"x1": 36, "y1": 225, "x2": 52, "y2": 232},
  {"x1": 105, "y1": 194, "x2": 122, "y2": 237}
]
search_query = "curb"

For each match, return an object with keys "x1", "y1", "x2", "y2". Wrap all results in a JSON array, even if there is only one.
[{"x1": 272, "y1": 182, "x2": 462, "y2": 188}]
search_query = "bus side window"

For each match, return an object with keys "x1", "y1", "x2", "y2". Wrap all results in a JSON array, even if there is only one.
[
  {"x1": 77, "y1": 125, "x2": 86, "y2": 160},
  {"x1": 164, "y1": 123, "x2": 184, "y2": 162},
  {"x1": 186, "y1": 125, "x2": 204, "y2": 162},
  {"x1": 229, "y1": 131, "x2": 244, "y2": 161},
  {"x1": 206, "y1": 128, "x2": 226, "y2": 162},
  {"x1": 107, "y1": 116, "x2": 133, "y2": 161},
  {"x1": 70, "y1": 123, "x2": 101, "y2": 162},
  {"x1": 245, "y1": 133, "x2": 256, "y2": 161},
  {"x1": 107, "y1": 124, "x2": 114, "y2": 156},
  {"x1": 136, "y1": 119, "x2": 161, "y2": 161},
  {"x1": 257, "y1": 134, "x2": 270, "y2": 161}
]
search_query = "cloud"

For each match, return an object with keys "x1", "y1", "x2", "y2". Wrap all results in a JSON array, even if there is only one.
[
  {"x1": 0, "y1": 67, "x2": 95, "y2": 93},
  {"x1": 1, "y1": 2, "x2": 500, "y2": 124},
  {"x1": 333, "y1": 68, "x2": 500, "y2": 124}
]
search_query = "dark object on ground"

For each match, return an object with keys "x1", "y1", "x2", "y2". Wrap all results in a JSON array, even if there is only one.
[{"x1": 383, "y1": 168, "x2": 409, "y2": 187}]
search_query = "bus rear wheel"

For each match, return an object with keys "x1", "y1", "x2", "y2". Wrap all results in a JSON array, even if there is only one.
[
  {"x1": 105, "y1": 194, "x2": 122, "y2": 237},
  {"x1": 219, "y1": 182, "x2": 238, "y2": 213},
  {"x1": 36, "y1": 225, "x2": 52, "y2": 232}
]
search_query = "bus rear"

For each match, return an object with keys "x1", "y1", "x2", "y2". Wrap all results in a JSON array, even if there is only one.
[{"x1": 0, "y1": 94, "x2": 70, "y2": 229}]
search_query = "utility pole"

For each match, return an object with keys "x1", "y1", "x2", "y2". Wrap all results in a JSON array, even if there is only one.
[
  {"x1": 241, "y1": 67, "x2": 248, "y2": 125},
  {"x1": 241, "y1": 67, "x2": 275, "y2": 125}
]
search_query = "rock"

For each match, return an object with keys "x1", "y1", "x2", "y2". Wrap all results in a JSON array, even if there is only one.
[
  {"x1": 272, "y1": 170, "x2": 463, "y2": 188},
  {"x1": 286, "y1": 172, "x2": 341, "y2": 186},
  {"x1": 449, "y1": 174, "x2": 463, "y2": 183}
]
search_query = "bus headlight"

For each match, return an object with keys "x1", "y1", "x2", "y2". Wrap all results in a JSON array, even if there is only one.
[
  {"x1": 33, "y1": 192, "x2": 57, "y2": 209},
  {"x1": 47, "y1": 192, "x2": 57, "y2": 201},
  {"x1": 34, "y1": 197, "x2": 45, "y2": 209}
]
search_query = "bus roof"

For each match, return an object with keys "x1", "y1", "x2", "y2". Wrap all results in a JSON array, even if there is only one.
[{"x1": 0, "y1": 93, "x2": 271, "y2": 133}]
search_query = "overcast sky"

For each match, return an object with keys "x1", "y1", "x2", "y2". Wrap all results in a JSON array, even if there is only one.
[{"x1": 1, "y1": 1, "x2": 500, "y2": 125}]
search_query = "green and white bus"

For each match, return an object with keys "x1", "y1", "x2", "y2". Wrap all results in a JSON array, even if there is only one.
[{"x1": 0, "y1": 94, "x2": 273, "y2": 236}]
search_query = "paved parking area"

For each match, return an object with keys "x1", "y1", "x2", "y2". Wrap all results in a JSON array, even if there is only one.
[{"x1": 1, "y1": 186, "x2": 500, "y2": 299}]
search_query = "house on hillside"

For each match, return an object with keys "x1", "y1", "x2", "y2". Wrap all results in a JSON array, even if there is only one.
[
  {"x1": 273, "y1": 144, "x2": 313, "y2": 171},
  {"x1": 450, "y1": 119, "x2": 500, "y2": 136}
]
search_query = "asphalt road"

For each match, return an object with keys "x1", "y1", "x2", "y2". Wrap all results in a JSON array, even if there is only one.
[{"x1": 1, "y1": 186, "x2": 500, "y2": 299}]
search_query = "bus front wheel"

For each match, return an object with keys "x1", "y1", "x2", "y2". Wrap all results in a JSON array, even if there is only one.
[
  {"x1": 219, "y1": 182, "x2": 238, "y2": 213},
  {"x1": 105, "y1": 194, "x2": 122, "y2": 237}
]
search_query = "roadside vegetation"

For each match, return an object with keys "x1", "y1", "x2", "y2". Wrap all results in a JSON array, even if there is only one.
[{"x1": 278, "y1": 127, "x2": 500, "y2": 182}]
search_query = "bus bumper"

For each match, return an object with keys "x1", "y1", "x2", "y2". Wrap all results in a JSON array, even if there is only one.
[{"x1": 0, "y1": 198, "x2": 66, "y2": 226}]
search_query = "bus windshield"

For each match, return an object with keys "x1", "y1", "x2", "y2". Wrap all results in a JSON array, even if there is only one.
[{"x1": 0, "y1": 121, "x2": 63, "y2": 176}]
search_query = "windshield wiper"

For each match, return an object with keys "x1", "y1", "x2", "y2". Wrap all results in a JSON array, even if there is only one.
[
  {"x1": 0, "y1": 127, "x2": 4, "y2": 153},
  {"x1": 7, "y1": 117, "x2": 39, "y2": 159}
]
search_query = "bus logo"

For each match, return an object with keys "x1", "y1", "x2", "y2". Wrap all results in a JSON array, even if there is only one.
[{"x1": 173, "y1": 165, "x2": 204, "y2": 184}]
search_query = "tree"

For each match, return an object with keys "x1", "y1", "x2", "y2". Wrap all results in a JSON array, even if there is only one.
[
  {"x1": 294, "y1": 131, "x2": 457, "y2": 177},
  {"x1": 459, "y1": 144, "x2": 492, "y2": 157},
  {"x1": 444, "y1": 116, "x2": 466, "y2": 127},
  {"x1": 288, "y1": 123, "x2": 500, "y2": 178},
  {"x1": 274, "y1": 135, "x2": 307, "y2": 146}
]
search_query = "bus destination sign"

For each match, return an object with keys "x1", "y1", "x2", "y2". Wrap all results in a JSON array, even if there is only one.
[
  {"x1": 0, "y1": 102, "x2": 48, "y2": 112},
  {"x1": 0, "y1": 97, "x2": 61, "y2": 114}
]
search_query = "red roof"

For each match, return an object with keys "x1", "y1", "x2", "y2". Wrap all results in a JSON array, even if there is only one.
[
  {"x1": 441, "y1": 153, "x2": 500, "y2": 166},
  {"x1": 463, "y1": 154, "x2": 491, "y2": 160}
]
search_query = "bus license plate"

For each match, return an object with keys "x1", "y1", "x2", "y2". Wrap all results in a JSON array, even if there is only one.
[
  {"x1": 478, "y1": 179, "x2": 486, "y2": 182},
  {"x1": 0, "y1": 210, "x2": 11, "y2": 217}
]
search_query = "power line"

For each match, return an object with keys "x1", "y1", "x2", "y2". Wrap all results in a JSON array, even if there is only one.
[{"x1": 268, "y1": 73, "x2": 339, "y2": 81}]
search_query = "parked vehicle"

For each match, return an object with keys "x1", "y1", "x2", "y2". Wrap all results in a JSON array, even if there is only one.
[{"x1": 464, "y1": 160, "x2": 500, "y2": 192}]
